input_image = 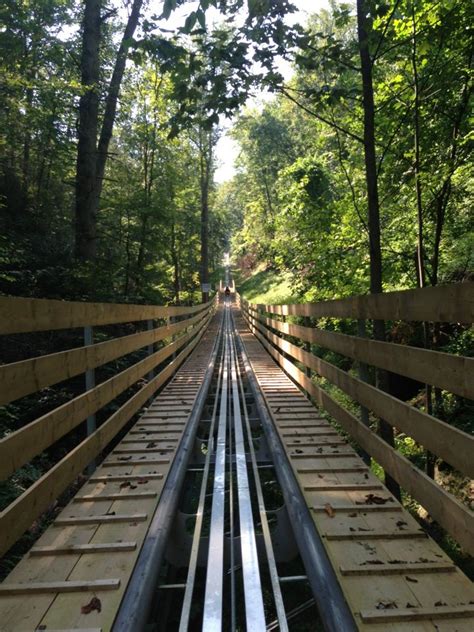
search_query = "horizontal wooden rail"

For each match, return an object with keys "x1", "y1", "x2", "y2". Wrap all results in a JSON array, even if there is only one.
[
  {"x1": 245, "y1": 281, "x2": 474, "y2": 322},
  {"x1": 0, "y1": 318, "x2": 208, "y2": 557},
  {"x1": 0, "y1": 309, "x2": 211, "y2": 480},
  {"x1": 0, "y1": 310, "x2": 205, "y2": 405},
  {"x1": 0, "y1": 295, "x2": 209, "y2": 334},
  {"x1": 248, "y1": 310, "x2": 474, "y2": 400},
  {"x1": 242, "y1": 309, "x2": 474, "y2": 556},
  {"x1": 245, "y1": 310, "x2": 474, "y2": 477}
]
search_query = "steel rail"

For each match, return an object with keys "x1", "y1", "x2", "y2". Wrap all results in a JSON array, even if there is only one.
[
  {"x1": 228, "y1": 302, "x2": 237, "y2": 632},
  {"x1": 202, "y1": 307, "x2": 230, "y2": 631},
  {"x1": 229, "y1": 316, "x2": 267, "y2": 630},
  {"x1": 112, "y1": 309, "x2": 223, "y2": 632},
  {"x1": 235, "y1": 328, "x2": 358, "y2": 632},
  {"x1": 229, "y1": 311, "x2": 288, "y2": 632},
  {"x1": 178, "y1": 331, "x2": 226, "y2": 631}
]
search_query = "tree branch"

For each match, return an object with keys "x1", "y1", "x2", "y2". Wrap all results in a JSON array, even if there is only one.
[
  {"x1": 280, "y1": 87, "x2": 364, "y2": 144},
  {"x1": 371, "y1": 0, "x2": 402, "y2": 64},
  {"x1": 302, "y1": 41, "x2": 360, "y2": 72},
  {"x1": 332, "y1": 115, "x2": 369, "y2": 234},
  {"x1": 377, "y1": 101, "x2": 412, "y2": 175}
]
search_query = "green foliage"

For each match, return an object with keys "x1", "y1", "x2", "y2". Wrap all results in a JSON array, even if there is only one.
[
  {"x1": 228, "y1": 0, "x2": 473, "y2": 300},
  {"x1": 236, "y1": 265, "x2": 295, "y2": 304}
]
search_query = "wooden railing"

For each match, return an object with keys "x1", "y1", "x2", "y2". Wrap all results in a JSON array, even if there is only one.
[
  {"x1": 238, "y1": 283, "x2": 474, "y2": 555},
  {"x1": 0, "y1": 295, "x2": 216, "y2": 557}
]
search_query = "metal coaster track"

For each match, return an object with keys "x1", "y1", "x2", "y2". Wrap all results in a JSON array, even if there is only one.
[{"x1": 113, "y1": 296, "x2": 356, "y2": 631}]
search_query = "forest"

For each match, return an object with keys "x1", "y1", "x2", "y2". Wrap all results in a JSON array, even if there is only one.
[
  {"x1": 0, "y1": 0, "x2": 473, "y2": 582},
  {"x1": 1, "y1": 0, "x2": 472, "y2": 304}
]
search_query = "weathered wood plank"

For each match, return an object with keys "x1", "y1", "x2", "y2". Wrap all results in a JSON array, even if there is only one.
[
  {"x1": 30, "y1": 629, "x2": 102, "y2": 632},
  {"x1": 72, "y1": 491, "x2": 157, "y2": 501},
  {"x1": 0, "y1": 310, "x2": 207, "y2": 405},
  {"x1": 245, "y1": 282, "x2": 474, "y2": 322},
  {"x1": 360, "y1": 605, "x2": 474, "y2": 623},
  {"x1": 88, "y1": 473, "x2": 163, "y2": 482},
  {"x1": 247, "y1": 311, "x2": 474, "y2": 477},
  {"x1": 298, "y1": 466, "x2": 369, "y2": 473},
  {"x1": 0, "y1": 313, "x2": 209, "y2": 480},
  {"x1": 30, "y1": 542, "x2": 137, "y2": 556},
  {"x1": 0, "y1": 324, "x2": 205, "y2": 557},
  {"x1": 0, "y1": 295, "x2": 212, "y2": 334},
  {"x1": 112, "y1": 448, "x2": 176, "y2": 454},
  {"x1": 304, "y1": 484, "x2": 384, "y2": 491},
  {"x1": 253, "y1": 312, "x2": 473, "y2": 399},
  {"x1": 0, "y1": 580, "x2": 120, "y2": 595},
  {"x1": 340, "y1": 562, "x2": 455, "y2": 575},
  {"x1": 54, "y1": 514, "x2": 147, "y2": 526},
  {"x1": 102, "y1": 458, "x2": 171, "y2": 466},
  {"x1": 312, "y1": 504, "x2": 402, "y2": 513},
  {"x1": 324, "y1": 530, "x2": 427, "y2": 540}
]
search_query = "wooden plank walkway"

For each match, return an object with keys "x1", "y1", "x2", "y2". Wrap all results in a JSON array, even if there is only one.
[
  {"x1": 236, "y1": 311, "x2": 474, "y2": 632},
  {"x1": 0, "y1": 317, "x2": 219, "y2": 632}
]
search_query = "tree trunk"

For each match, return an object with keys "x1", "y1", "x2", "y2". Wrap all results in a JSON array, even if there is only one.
[
  {"x1": 262, "y1": 170, "x2": 274, "y2": 218},
  {"x1": 171, "y1": 221, "x2": 181, "y2": 304},
  {"x1": 135, "y1": 213, "x2": 149, "y2": 293},
  {"x1": 123, "y1": 207, "x2": 132, "y2": 296},
  {"x1": 75, "y1": 0, "x2": 143, "y2": 261},
  {"x1": 357, "y1": 0, "x2": 400, "y2": 499},
  {"x1": 36, "y1": 104, "x2": 57, "y2": 206},
  {"x1": 410, "y1": 9, "x2": 436, "y2": 477},
  {"x1": 75, "y1": 0, "x2": 101, "y2": 260},
  {"x1": 96, "y1": 0, "x2": 144, "y2": 187},
  {"x1": 357, "y1": 4, "x2": 382, "y2": 297},
  {"x1": 22, "y1": 36, "x2": 37, "y2": 203},
  {"x1": 430, "y1": 50, "x2": 471, "y2": 285},
  {"x1": 22, "y1": 86, "x2": 32, "y2": 194},
  {"x1": 411, "y1": 8, "x2": 426, "y2": 289},
  {"x1": 199, "y1": 127, "x2": 212, "y2": 303}
]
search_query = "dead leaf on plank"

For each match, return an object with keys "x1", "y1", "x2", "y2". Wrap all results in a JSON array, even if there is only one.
[
  {"x1": 81, "y1": 596, "x2": 102, "y2": 614},
  {"x1": 365, "y1": 493, "x2": 391, "y2": 505},
  {"x1": 324, "y1": 503, "x2": 335, "y2": 518},
  {"x1": 376, "y1": 600, "x2": 398, "y2": 610}
]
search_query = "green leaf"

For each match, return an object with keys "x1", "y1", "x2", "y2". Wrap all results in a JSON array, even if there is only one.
[
  {"x1": 196, "y1": 8, "x2": 206, "y2": 29},
  {"x1": 183, "y1": 12, "x2": 197, "y2": 33},
  {"x1": 162, "y1": 0, "x2": 177, "y2": 20}
]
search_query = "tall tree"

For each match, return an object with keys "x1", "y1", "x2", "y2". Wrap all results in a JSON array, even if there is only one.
[
  {"x1": 75, "y1": 0, "x2": 143, "y2": 260},
  {"x1": 356, "y1": 0, "x2": 399, "y2": 498},
  {"x1": 197, "y1": 126, "x2": 215, "y2": 303}
]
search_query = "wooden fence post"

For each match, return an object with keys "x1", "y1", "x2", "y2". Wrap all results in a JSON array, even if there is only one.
[
  {"x1": 147, "y1": 319, "x2": 154, "y2": 380},
  {"x1": 304, "y1": 316, "x2": 312, "y2": 378},
  {"x1": 357, "y1": 318, "x2": 371, "y2": 465},
  {"x1": 84, "y1": 325, "x2": 96, "y2": 473}
]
